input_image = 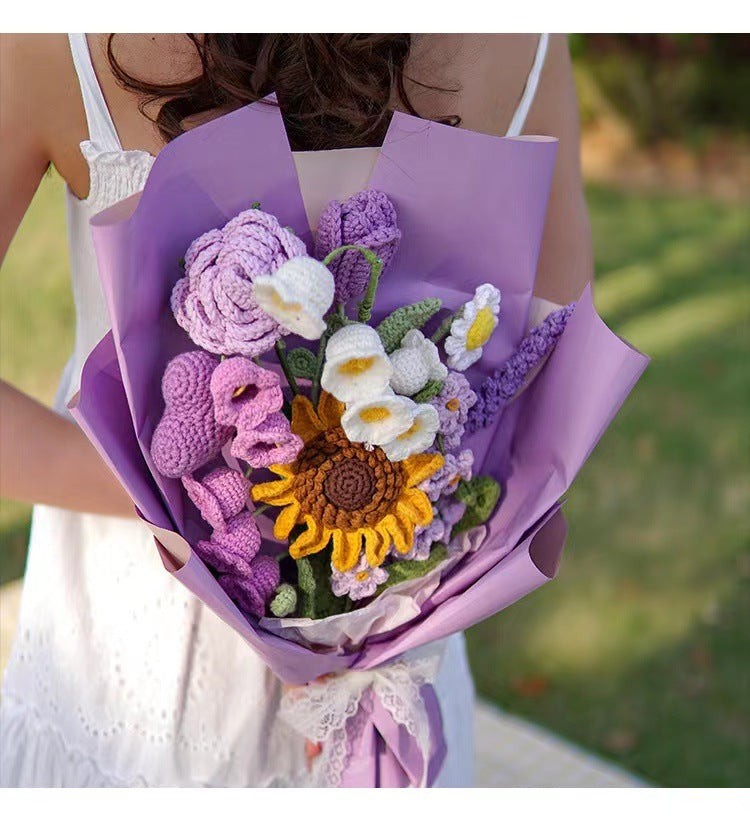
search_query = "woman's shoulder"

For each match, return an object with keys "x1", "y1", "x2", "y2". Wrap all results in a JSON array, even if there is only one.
[{"x1": 406, "y1": 34, "x2": 567, "y2": 138}]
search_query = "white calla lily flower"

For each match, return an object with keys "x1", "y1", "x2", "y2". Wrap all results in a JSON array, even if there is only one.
[
  {"x1": 381, "y1": 400, "x2": 440, "y2": 462},
  {"x1": 321, "y1": 323, "x2": 392, "y2": 403},
  {"x1": 253, "y1": 256, "x2": 334, "y2": 340},
  {"x1": 341, "y1": 389, "x2": 416, "y2": 446}
]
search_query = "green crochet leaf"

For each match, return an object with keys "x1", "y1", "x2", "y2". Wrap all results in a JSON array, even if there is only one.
[
  {"x1": 412, "y1": 379, "x2": 444, "y2": 403},
  {"x1": 286, "y1": 347, "x2": 317, "y2": 380},
  {"x1": 374, "y1": 543, "x2": 449, "y2": 596},
  {"x1": 376, "y1": 298, "x2": 443, "y2": 353},
  {"x1": 296, "y1": 548, "x2": 349, "y2": 619},
  {"x1": 453, "y1": 476, "x2": 502, "y2": 534},
  {"x1": 269, "y1": 583, "x2": 298, "y2": 617}
]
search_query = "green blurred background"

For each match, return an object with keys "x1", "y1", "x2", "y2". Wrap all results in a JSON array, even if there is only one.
[{"x1": 1, "y1": 35, "x2": 748, "y2": 787}]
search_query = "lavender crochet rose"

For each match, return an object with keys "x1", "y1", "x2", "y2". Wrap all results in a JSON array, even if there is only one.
[
  {"x1": 315, "y1": 190, "x2": 401, "y2": 303},
  {"x1": 171, "y1": 208, "x2": 307, "y2": 357}
]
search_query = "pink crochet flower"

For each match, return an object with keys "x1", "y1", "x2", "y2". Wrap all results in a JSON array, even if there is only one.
[
  {"x1": 195, "y1": 510, "x2": 278, "y2": 617},
  {"x1": 315, "y1": 190, "x2": 401, "y2": 303},
  {"x1": 171, "y1": 208, "x2": 307, "y2": 357},
  {"x1": 210, "y1": 356, "x2": 284, "y2": 429},
  {"x1": 151, "y1": 351, "x2": 232, "y2": 478},
  {"x1": 231, "y1": 411, "x2": 303, "y2": 468},
  {"x1": 182, "y1": 467, "x2": 250, "y2": 531}
]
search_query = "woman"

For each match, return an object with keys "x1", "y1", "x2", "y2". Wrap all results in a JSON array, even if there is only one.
[{"x1": 0, "y1": 34, "x2": 592, "y2": 787}]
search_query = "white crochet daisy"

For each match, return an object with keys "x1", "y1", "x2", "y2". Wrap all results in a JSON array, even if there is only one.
[
  {"x1": 444, "y1": 284, "x2": 501, "y2": 371},
  {"x1": 321, "y1": 323, "x2": 392, "y2": 403},
  {"x1": 389, "y1": 329, "x2": 448, "y2": 397},
  {"x1": 253, "y1": 256, "x2": 334, "y2": 340},
  {"x1": 381, "y1": 400, "x2": 440, "y2": 462},
  {"x1": 341, "y1": 389, "x2": 416, "y2": 446}
]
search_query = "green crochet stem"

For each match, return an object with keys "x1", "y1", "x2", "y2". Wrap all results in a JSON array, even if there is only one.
[
  {"x1": 322, "y1": 244, "x2": 384, "y2": 324},
  {"x1": 274, "y1": 339, "x2": 300, "y2": 396},
  {"x1": 431, "y1": 310, "x2": 459, "y2": 343}
]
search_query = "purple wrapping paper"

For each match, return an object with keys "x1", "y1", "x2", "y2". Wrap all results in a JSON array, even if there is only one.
[{"x1": 69, "y1": 98, "x2": 649, "y2": 785}]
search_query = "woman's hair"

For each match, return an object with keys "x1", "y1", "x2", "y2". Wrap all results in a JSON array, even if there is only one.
[{"x1": 107, "y1": 34, "x2": 460, "y2": 151}]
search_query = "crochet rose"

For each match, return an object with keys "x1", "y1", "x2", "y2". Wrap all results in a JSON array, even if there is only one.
[
  {"x1": 171, "y1": 208, "x2": 307, "y2": 357},
  {"x1": 315, "y1": 190, "x2": 401, "y2": 303}
]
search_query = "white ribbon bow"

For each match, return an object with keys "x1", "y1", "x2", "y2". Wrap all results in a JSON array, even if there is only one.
[{"x1": 279, "y1": 640, "x2": 447, "y2": 787}]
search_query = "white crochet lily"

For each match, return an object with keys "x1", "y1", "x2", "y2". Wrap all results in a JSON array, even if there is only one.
[
  {"x1": 444, "y1": 283, "x2": 501, "y2": 371},
  {"x1": 341, "y1": 389, "x2": 416, "y2": 446},
  {"x1": 389, "y1": 330, "x2": 448, "y2": 397},
  {"x1": 321, "y1": 323, "x2": 392, "y2": 404},
  {"x1": 253, "y1": 256, "x2": 335, "y2": 340},
  {"x1": 381, "y1": 400, "x2": 440, "y2": 462}
]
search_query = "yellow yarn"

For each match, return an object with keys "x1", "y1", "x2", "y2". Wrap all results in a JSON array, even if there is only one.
[
  {"x1": 466, "y1": 306, "x2": 496, "y2": 351},
  {"x1": 338, "y1": 356, "x2": 375, "y2": 376},
  {"x1": 360, "y1": 406, "x2": 391, "y2": 423}
]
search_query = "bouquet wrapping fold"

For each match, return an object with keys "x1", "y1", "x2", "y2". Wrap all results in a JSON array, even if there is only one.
[{"x1": 69, "y1": 99, "x2": 648, "y2": 787}]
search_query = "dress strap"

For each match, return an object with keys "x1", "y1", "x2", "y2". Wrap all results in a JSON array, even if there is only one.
[
  {"x1": 505, "y1": 33, "x2": 550, "y2": 137},
  {"x1": 68, "y1": 33, "x2": 122, "y2": 152}
]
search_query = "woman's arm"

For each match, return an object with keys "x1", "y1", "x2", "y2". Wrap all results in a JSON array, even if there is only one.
[
  {"x1": 525, "y1": 34, "x2": 594, "y2": 304},
  {"x1": 0, "y1": 34, "x2": 135, "y2": 517}
]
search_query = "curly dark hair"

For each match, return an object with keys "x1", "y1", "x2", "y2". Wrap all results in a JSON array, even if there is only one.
[{"x1": 106, "y1": 34, "x2": 460, "y2": 151}]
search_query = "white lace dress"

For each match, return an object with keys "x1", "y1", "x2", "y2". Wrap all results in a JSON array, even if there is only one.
[{"x1": 0, "y1": 34, "x2": 493, "y2": 788}]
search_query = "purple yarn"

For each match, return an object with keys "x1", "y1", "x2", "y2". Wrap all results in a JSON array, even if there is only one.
[
  {"x1": 182, "y1": 467, "x2": 250, "y2": 532},
  {"x1": 466, "y1": 303, "x2": 575, "y2": 433},
  {"x1": 315, "y1": 190, "x2": 401, "y2": 303},
  {"x1": 171, "y1": 207, "x2": 307, "y2": 357},
  {"x1": 196, "y1": 510, "x2": 279, "y2": 617},
  {"x1": 231, "y1": 411, "x2": 303, "y2": 468},
  {"x1": 210, "y1": 356, "x2": 284, "y2": 429},
  {"x1": 431, "y1": 372, "x2": 477, "y2": 450},
  {"x1": 151, "y1": 351, "x2": 232, "y2": 478}
]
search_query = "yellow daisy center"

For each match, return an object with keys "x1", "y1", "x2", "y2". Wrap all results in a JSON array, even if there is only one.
[
  {"x1": 445, "y1": 397, "x2": 460, "y2": 411},
  {"x1": 271, "y1": 292, "x2": 301, "y2": 313},
  {"x1": 339, "y1": 356, "x2": 375, "y2": 376},
  {"x1": 355, "y1": 571, "x2": 370, "y2": 582},
  {"x1": 466, "y1": 306, "x2": 496, "y2": 350},
  {"x1": 398, "y1": 419, "x2": 421, "y2": 440},
  {"x1": 360, "y1": 406, "x2": 391, "y2": 423}
]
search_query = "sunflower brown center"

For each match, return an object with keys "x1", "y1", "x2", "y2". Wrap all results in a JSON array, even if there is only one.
[
  {"x1": 323, "y1": 458, "x2": 376, "y2": 511},
  {"x1": 292, "y1": 426, "x2": 405, "y2": 530}
]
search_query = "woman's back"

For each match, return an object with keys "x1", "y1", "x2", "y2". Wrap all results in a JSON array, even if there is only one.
[{"x1": 0, "y1": 33, "x2": 589, "y2": 787}]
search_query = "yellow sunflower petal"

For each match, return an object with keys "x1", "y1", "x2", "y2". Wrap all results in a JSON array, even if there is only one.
[
  {"x1": 402, "y1": 452, "x2": 445, "y2": 487},
  {"x1": 398, "y1": 488, "x2": 434, "y2": 526},
  {"x1": 331, "y1": 529, "x2": 362, "y2": 572},
  {"x1": 317, "y1": 391, "x2": 344, "y2": 430},
  {"x1": 363, "y1": 527, "x2": 389, "y2": 568},
  {"x1": 381, "y1": 513, "x2": 414, "y2": 555},
  {"x1": 251, "y1": 474, "x2": 296, "y2": 505},
  {"x1": 273, "y1": 500, "x2": 301, "y2": 540},
  {"x1": 291, "y1": 395, "x2": 325, "y2": 442},
  {"x1": 289, "y1": 516, "x2": 332, "y2": 559}
]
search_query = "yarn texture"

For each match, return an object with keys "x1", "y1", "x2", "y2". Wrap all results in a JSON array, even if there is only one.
[
  {"x1": 182, "y1": 467, "x2": 250, "y2": 531},
  {"x1": 151, "y1": 351, "x2": 232, "y2": 478},
  {"x1": 315, "y1": 190, "x2": 401, "y2": 303},
  {"x1": 171, "y1": 207, "x2": 306, "y2": 357}
]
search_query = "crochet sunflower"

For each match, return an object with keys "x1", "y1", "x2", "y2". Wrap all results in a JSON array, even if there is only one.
[{"x1": 251, "y1": 392, "x2": 444, "y2": 572}]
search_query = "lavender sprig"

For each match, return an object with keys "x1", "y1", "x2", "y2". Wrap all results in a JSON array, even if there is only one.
[{"x1": 466, "y1": 303, "x2": 575, "y2": 433}]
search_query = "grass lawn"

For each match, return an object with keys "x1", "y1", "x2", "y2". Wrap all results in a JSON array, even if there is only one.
[{"x1": 1, "y1": 172, "x2": 748, "y2": 787}]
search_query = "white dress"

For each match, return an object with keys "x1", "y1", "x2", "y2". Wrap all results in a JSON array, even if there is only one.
[{"x1": 0, "y1": 33, "x2": 548, "y2": 787}]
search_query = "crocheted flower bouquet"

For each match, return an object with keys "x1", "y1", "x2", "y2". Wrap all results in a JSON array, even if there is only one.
[
  {"x1": 71, "y1": 99, "x2": 648, "y2": 787},
  {"x1": 148, "y1": 192, "x2": 575, "y2": 623}
]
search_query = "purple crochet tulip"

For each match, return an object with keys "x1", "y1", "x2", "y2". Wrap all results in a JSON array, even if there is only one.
[
  {"x1": 210, "y1": 356, "x2": 284, "y2": 429},
  {"x1": 315, "y1": 190, "x2": 401, "y2": 303},
  {"x1": 431, "y1": 372, "x2": 477, "y2": 450},
  {"x1": 231, "y1": 411, "x2": 303, "y2": 468},
  {"x1": 171, "y1": 207, "x2": 307, "y2": 357},
  {"x1": 220, "y1": 554, "x2": 280, "y2": 617},
  {"x1": 182, "y1": 467, "x2": 250, "y2": 531},
  {"x1": 151, "y1": 351, "x2": 232, "y2": 478}
]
